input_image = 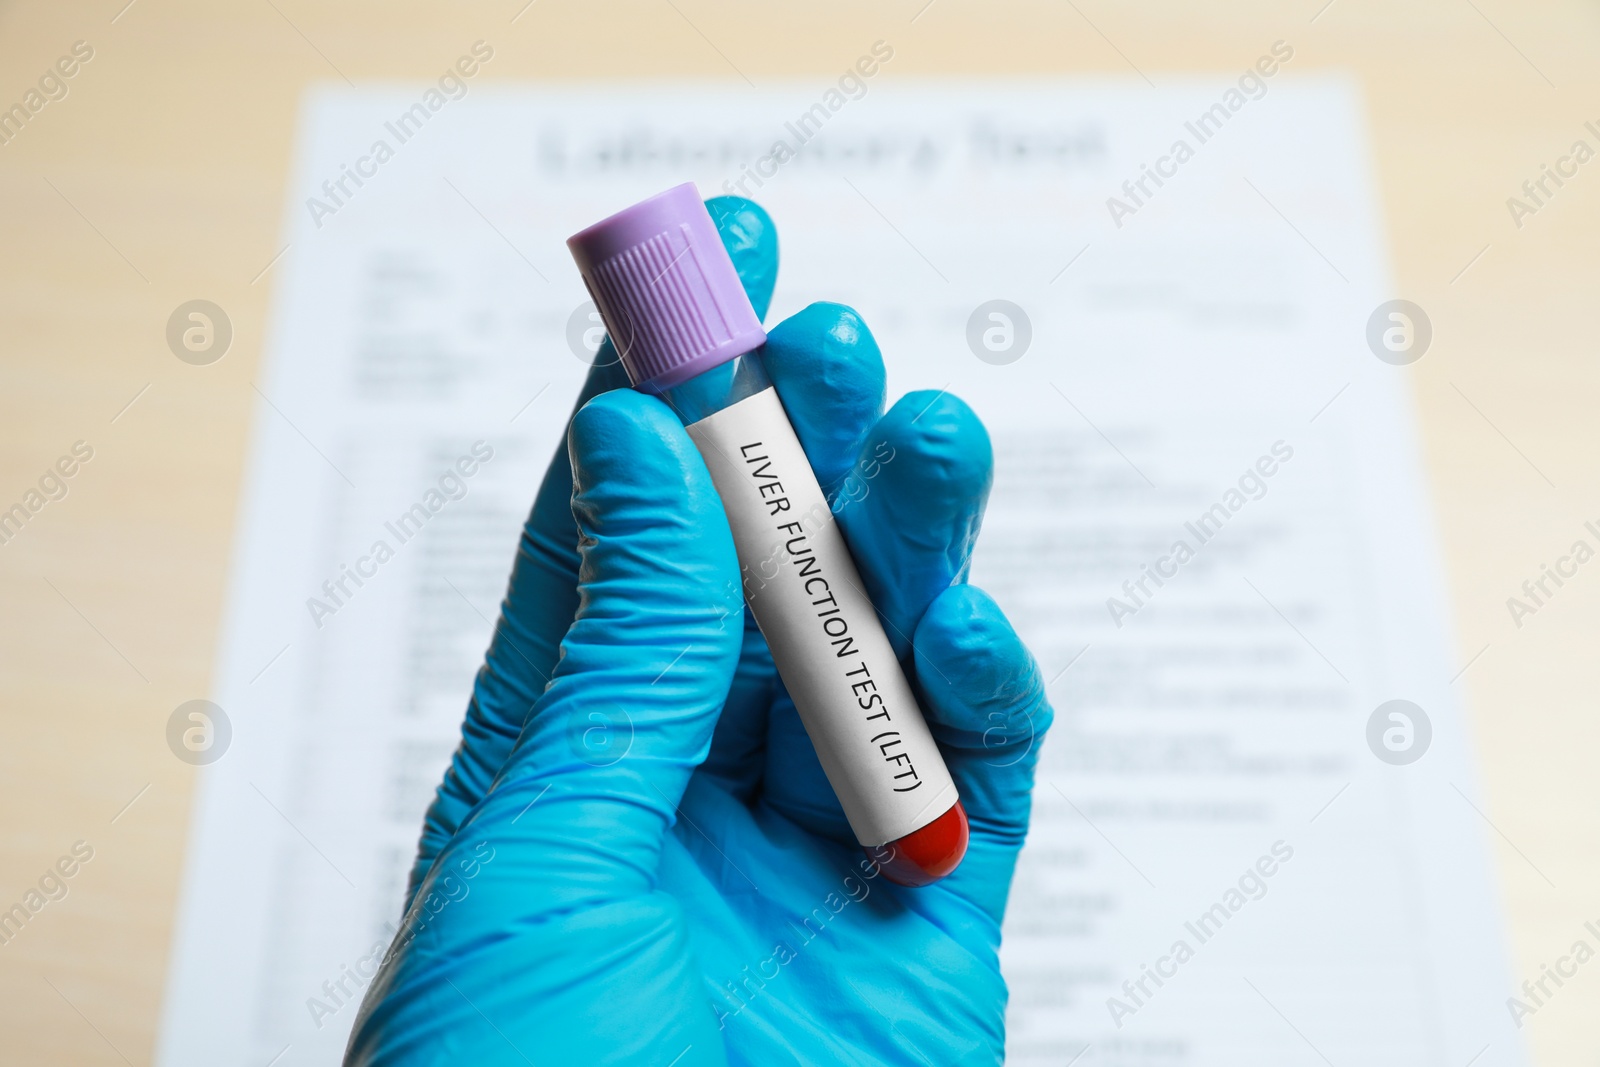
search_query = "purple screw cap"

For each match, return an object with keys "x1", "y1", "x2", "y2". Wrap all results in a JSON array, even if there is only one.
[{"x1": 567, "y1": 182, "x2": 767, "y2": 394}]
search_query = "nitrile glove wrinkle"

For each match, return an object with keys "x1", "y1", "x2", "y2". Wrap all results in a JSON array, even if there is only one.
[
  {"x1": 696, "y1": 623, "x2": 779, "y2": 803},
  {"x1": 477, "y1": 391, "x2": 742, "y2": 887},
  {"x1": 354, "y1": 894, "x2": 722, "y2": 1066},
  {"x1": 407, "y1": 359, "x2": 630, "y2": 902},
  {"x1": 355, "y1": 195, "x2": 1054, "y2": 1067}
]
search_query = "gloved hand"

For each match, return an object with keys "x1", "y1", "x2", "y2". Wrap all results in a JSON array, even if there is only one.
[{"x1": 346, "y1": 197, "x2": 1053, "y2": 1067}]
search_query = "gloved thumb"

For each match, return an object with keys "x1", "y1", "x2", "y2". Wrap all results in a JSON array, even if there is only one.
[{"x1": 445, "y1": 388, "x2": 744, "y2": 909}]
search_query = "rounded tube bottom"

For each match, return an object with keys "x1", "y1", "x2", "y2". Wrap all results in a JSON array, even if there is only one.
[{"x1": 866, "y1": 800, "x2": 969, "y2": 887}]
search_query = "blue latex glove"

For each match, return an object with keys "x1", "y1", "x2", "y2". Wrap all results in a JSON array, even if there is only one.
[{"x1": 347, "y1": 197, "x2": 1054, "y2": 1066}]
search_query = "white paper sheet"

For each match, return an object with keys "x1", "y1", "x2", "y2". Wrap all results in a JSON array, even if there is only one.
[{"x1": 157, "y1": 78, "x2": 1526, "y2": 1066}]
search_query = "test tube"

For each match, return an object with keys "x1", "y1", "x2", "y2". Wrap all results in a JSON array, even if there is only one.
[{"x1": 567, "y1": 182, "x2": 967, "y2": 886}]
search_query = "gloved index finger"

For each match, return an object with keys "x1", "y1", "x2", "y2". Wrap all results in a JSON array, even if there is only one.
[{"x1": 706, "y1": 196, "x2": 779, "y2": 322}]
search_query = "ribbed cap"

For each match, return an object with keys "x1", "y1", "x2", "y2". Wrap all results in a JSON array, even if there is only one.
[{"x1": 566, "y1": 183, "x2": 767, "y2": 394}]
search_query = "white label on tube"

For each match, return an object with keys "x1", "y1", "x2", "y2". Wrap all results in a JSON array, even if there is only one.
[{"x1": 687, "y1": 386, "x2": 958, "y2": 847}]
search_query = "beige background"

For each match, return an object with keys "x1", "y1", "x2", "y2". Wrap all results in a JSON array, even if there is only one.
[{"x1": 1, "y1": 0, "x2": 1596, "y2": 1062}]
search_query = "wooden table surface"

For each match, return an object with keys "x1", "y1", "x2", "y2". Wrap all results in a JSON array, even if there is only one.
[{"x1": 2, "y1": 1, "x2": 1596, "y2": 1062}]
